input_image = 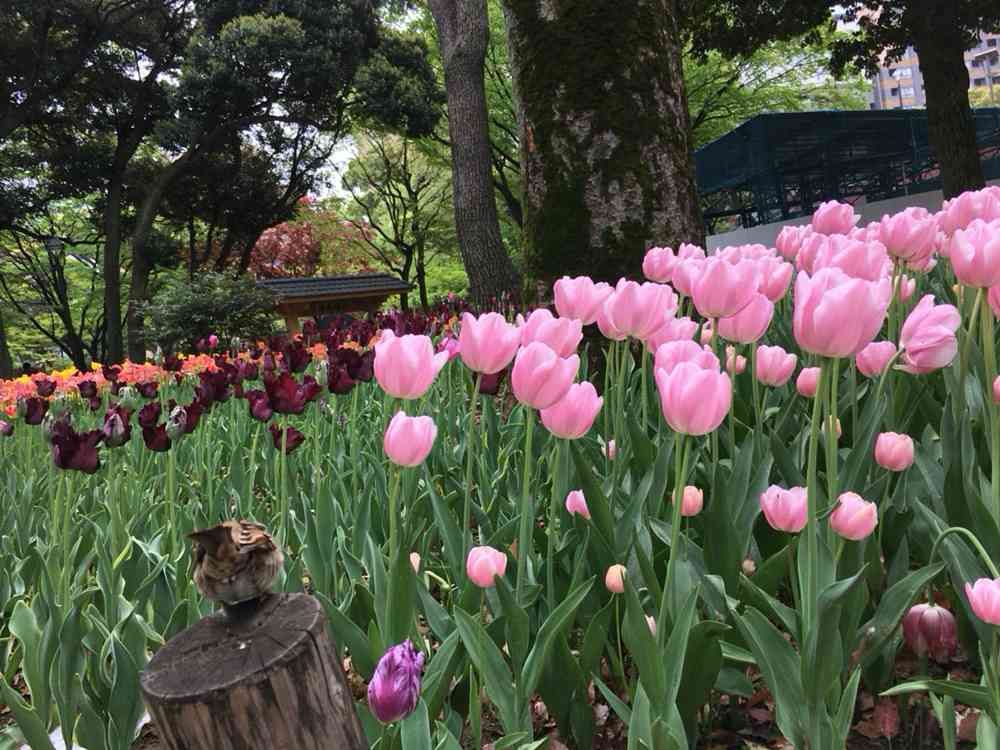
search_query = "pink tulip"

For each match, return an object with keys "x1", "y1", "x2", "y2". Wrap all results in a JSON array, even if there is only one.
[
  {"x1": 438, "y1": 336, "x2": 461, "y2": 361},
  {"x1": 596, "y1": 302, "x2": 628, "y2": 341},
  {"x1": 691, "y1": 257, "x2": 759, "y2": 319},
  {"x1": 678, "y1": 485, "x2": 703, "y2": 517},
  {"x1": 726, "y1": 346, "x2": 746, "y2": 375},
  {"x1": 540, "y1": 381, "x2": 603, "y2": 439},
  {"x1": 757, "y1": 256, "x2": 794, "y2": 302},
  {"x1": 655, "y1": 361, "x2": 732, "y2": 436},
  {"x1": 644, "y1": 316, "x2": 698, "y2": 352},
  {"x1": 670, "y1": 258, "x2": 704, "y2": 298},
  {"x1": 511, "y1": 342, "x2": 580, "y2": 410},
  {"x1": 993, "y1": 375, "x2": 1000, "y2": 405},
  {"x1": 812, "y1": 235, "x2": 890, "y2": 282},
  {"x1": 897, "y1": 275, "x2": 916, "y2": 303},
  {"x1": 459, "y1": 312, "x2": 521, "y2": 375},
  {"x1": 949, "y1": 219, "x2": 1000, "y2": 288},
  {"x1": 856, "y1": 341, "x2": 898, "y2": 378},
  {"x1": 965, "y1": 578, "x2": 1000, "y2": 625},
  {"x1": 565, "y1": 490, "x2": 590, "y2": 519},
  {"x1": 517, "y1": 309, "x2": 584, "y2": 358},
  {"x1": 605, "y1": 564, "x2": 626, "y2": 594},
  {"x1": 655, "y1": 340, "x2": 719, "y2": 376},
  {"x1": 902, "y1": 604, "x2": 957, "y2": 662},
  {"x1": 796, "y1": 367, "x2": 821, "y2": 398},
  {"x1": 759, "y1": 485, "x2": 808, "y2": 533},
  {"x1": 793, "y1": 267, "x2": 891, "y2": 358},
  {"x1": 879, "y1": 207, "x2": 938, "y2": 265},
  {"x1": 207, "y1": 334, "x2": 219, "y2": 349},
  {"x1": 375, "y1": 331, "x2": 449, "y2": 399},
  {"x1": 553, "y1": 276, "x2": 614, "y2": 325},
  {"x1": 940, "y1": 187, "x2": 1000, "y2": 234},
  {"x1": 642, "y1": 246, "x2": 677, "y2": 283},
  {"x1": 990, "y1": 285, "x2": 1000, "y2": 320},
  {"x1": 466, "y1": 546, "x2": 507, "y2": 588},
  {"x1": 383, "y1": 412, "x2": 438, "y2": 467},
  {"x1": 410, "y1": 552, "x2": 421, "y2": 573},
  {"x1": 795, "y1": 232, "x2": 827, "y2": 274},
  {"x1": 775, "y1": 224, "x2": 811, "y2": 260},
  {"x1": 898, "y1": 295, "x2": 960, "y2": 374},
  {"x1": 811, "y1": 199, "x2": 859, "y2": 236},
  {"x1": 874, "y1": 432, "x2": 915, "y2": 472},
  {"x1": 718, "y1": 293, "x2": 773, "y2": 344},
  {"x1": 699, "y1": 322, "x2": 714, "y2": 345},
  {"x1": 602, "y1": 279, "x2": 677, "y2": 340},
  {"x1": 755, "y1": 345, "x2": 798, "y2": 387},
  {"x1": 603, "y1": 439, "x2": 617, "y2": 460},
  {"x1": 829, "y1": 492, "x2": 878, "y2": 540}
]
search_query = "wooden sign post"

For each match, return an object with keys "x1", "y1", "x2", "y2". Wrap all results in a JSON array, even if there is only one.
[{"x1": 141, "y1": 593, "x2": 366, "y2": 749}]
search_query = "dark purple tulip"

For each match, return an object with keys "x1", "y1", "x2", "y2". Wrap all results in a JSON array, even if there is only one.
[
  {"x1": 88, "y1": 396, "x2": 102, "y2": 411},
  {"x1": 262, "y1": 351, "x2": 277, "y2": 375},
  {"x1": 302, "y1": 319, "x2": 318, "y2": 337},
  {"x1": 269, "y1": 423, "x2": 305, "y2": 454},
  {"x1": 166, "y1": 406, "x2": 187, "y2": 440},
  {"x1": 35, "y1": 378, "x2": 57, "y2": 397},
  {"x1": 18, "y1": 396, "x2": 48, "y2": 425},
  {"x1": 250, "y1": 347, "x2": 264, "y2": 361},
  {"x1": 182, "y1": 399, "x2": 205, "y2": 434},
  {"x1": 198, "y1": 370, "x2": 231, "y2": 404},
  {"x1": 479, "y1": 369, "x2": 506, "y2": 396},
  {"x1": 102, "y1": 364, "x2": 121, "y2": 383},
  {"x1": 77, "y1": 380, "x2": 98, "y2": 400},
  {"x1": 281, "y1": 340, "x2": 311, "y2": 373},
  {"x1": 0, "y1": 420, "x2": 13, "y2": 437},
  {"x1": 102, "y1": 408, "x2": 132, "y2": 448},
  {"x1": 109, "y1": 379, "x2": 124, "y2": 396},
  {"x1": 141, "y1": 425, "x2": 171, "y2": 452},
  {"x1": 137, "y1": 381, "x2": 159, "y2": 399},
  {"x1": 233, "y1": 383, "x2": 244, "y2": 399},
  {"x1": 138, "y1": 402, "x2": 162, "y2": 429},
  {"x1": 903, "y1": 604, "x2": 958, "y2": 662},
  {"x1": 162, "y1": 354, "x2": 183, "y2": 372},
  {"x1": 246, "y1": 390, "x2": 274, "y2": 422},
  {"x1": 327, "y1": 364, "x2": 356, "y2": 395},
  {"x1": 300, "y1": 375, "x2": 322, "y2": 403},
  {"x1": 263, "y1": 372, "x2": 309, "y2": 415},
  {"x1": 237, "y1": 361, "x2": 259, "y2": 382},
  {"x1": 51, "y1": 424, "x2": 103, "y2": 473},
  {"x1": 367, "y1": 641, "x2": 424, "y2": 723}
]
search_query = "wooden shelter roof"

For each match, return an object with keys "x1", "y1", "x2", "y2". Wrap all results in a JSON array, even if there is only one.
[{"x1": 257, "y1": 273, "x2": 411, "y2": 303}]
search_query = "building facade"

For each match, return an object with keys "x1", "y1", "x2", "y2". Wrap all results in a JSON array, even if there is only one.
[{"x1": 868, "y1": 32, "x2": 1000, "y2": 110}]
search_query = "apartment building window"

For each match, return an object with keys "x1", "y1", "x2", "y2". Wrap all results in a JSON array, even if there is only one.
[
  {"x1": 900, "y1": 87, "x2": 915, "y2": 97},
  {"x1": 973, "y1": 58, "x2": 983, "y2": 67},
  {"x1": 974, "y1": 78, "x2": 987, "y2": 86},
  {"x1": 892, "y1": 67, "x2": 913, "y2": 79},
  {"x1": 989, "y1": 39, "x2": 997, "y2": 48},
  {"x1": 890, "y1": 87, "x2": 899, "y2": 96}
]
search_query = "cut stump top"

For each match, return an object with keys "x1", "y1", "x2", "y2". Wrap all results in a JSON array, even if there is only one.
[{"x1": 140, "y1": 593, "x2": 324, "y2": 704}]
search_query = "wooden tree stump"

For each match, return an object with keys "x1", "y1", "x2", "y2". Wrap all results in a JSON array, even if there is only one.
[{"x1": 141, "y1": 593, "x2": 367, "y2": 750}]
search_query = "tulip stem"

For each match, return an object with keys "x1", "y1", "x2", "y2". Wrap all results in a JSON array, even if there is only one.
[
  {"x1": 641, "y1": 346, "x2": 649, "y2": 432},
  {"x1": 166, "y1": 444, "x2": 177, "y2": 553},
  {"x1": 661, "y1": 434, "x2": 690, "y2": 623},
  {"x1": 827, "y1": 357, "x2": 841, "y2": 504},
  {"x1": 278, "y1": 421, "x2": 288, "y2": 545},
  {"x1": 928, "y1": 526, "x2": 1000, "y2": 583},
  {"x1": 981, "y1": 310, "x2": 1000, "y2": 525},
  {"x1": 750, "y1": 342, "x2": 761, "y2": 434},
  {"x1": 849, "y1": 360, "x2": 859, "y2": 450},
  {"x1": 546, "y1": 441, "x2": 564, "y2": 614},
  {"x1": 463, "y1": 373, "x2": 483, "y2": 547},
  {"x1": 959, "y1": 288, "x2": 984, "y2": 401},
  {"x1": 349, "y1": 385, "x2": 360, "y2": 495},
  {"x1": 802, "y1": 360, "x2": 828, "y2": 634},
  {"x1": 388, "y1": 467, "x2": 402, "y2": 559},
  {"x1": 516, "y1": 407, "x2": 536, "y2": 603}
]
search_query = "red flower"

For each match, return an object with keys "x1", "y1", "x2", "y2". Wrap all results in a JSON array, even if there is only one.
[
  {"x1": 263, "y1": 372, "x2": 309, "y2": 414},
  {"x1": 141, "y1": 425, "x2": 171, "y2": 452},
  {"x1": 51, "y1": 422, "x2": 104, "y2": 473},
  {"x1": 269, "y1": 423, "x2": 305, "y2": 454}
]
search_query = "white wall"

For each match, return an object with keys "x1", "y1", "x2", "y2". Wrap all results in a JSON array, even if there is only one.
[{"x1": 706, "y1": 179, "x2": 1000, "y2": 250}]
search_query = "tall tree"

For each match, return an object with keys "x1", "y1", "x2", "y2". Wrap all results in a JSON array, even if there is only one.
[
  {"x1": 502, "y1": 0, "x2": 704, "y2": 285},
  {"x1": 427, "y1": 0, "x2": 523, "y2": 304},
  {"x1": 684, "y1": 0, "x2": 1000, "y2": 198},
  {"x1": 0, "y1": 308, "x2": 12, "y2": 378}
]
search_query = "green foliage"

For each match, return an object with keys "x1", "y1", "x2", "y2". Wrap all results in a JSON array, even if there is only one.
[{"x1": 142, "y1": 272, "x2": 276, "y2": 352}]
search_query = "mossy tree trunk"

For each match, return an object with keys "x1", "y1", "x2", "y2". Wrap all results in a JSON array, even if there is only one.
[{"x1": 502, "y1": 0, "x2": 704, "y2": 285}]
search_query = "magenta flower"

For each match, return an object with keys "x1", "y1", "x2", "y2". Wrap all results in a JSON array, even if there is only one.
[
  {"x1": 564, "y1": 489, "x2": 590, "y2": 519},
  {"x1": 50, "y1": 421, "x2": 104, "y2": 473},
  {"x1": 383, "y1": 412, "x2": 437, "y2": 467},
  {"x1": 367, "y1": 641, "x2": 424, "y2": 724},
  {"x1": 269, "y1": 424, "x2": 306, "y2": 454},
  {"x1": 902, "y1": 604, "x2": 957, "y2": 662}
]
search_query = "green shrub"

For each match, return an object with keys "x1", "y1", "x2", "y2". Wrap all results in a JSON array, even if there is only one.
[{"x1": 142, "y1": 272, "x2": 276, "y2": 352}]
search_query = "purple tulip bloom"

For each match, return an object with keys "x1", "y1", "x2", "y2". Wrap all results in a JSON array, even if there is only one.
[
  {"x1": 102, "y1": 407, "x2": 132, "y2": 448},
  {"x1": 77, "y1": 380, "x2": 98, "y2": 400},
  {"x1": 327, "y1": 364, "x2": 356, "y2": 395},
  {"x1": 367, "y1": 641, "x2": 424, "y2": 724},
  {"x1": 137, "y1": 381, "x2": 159, "y2": 399},
  {"x1": 269, "y1": 423, "x2": 305, "y2": 454},
  {"x1": 263, "y1": 372, "x2": 310, "y2": 414},
  {"x1": 138, "y1": 402, "x2": 162, "y2": 429},
  {"x1": 141, "y1": 424, "x2": 172, "y2": 452},
  {"x1": 51, "y1": 423, "x2": 104, "y2": 473},
  {"x1": 35, "y1": 378, "x2": 57, "y2": 397},
  {"x1": 19, "y1": 396, "x2": 49, "y2": 425},
  {"x1": 0, "y1": 420, "x2": 13, "y2": 437}
]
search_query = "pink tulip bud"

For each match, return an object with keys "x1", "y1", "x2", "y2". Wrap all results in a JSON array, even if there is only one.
[
  {"x1": 654, "y1": 340, "x2": 719, "y2": 376},
  {"x1": 207, "y1": 334, "x2": 219, "y2": 349},
  {"x1": 517, "y1": 309, "x2": 584, "y2": 358},
  {"x1": 553, "y1": 276, "x2": 614, "y2": 325},
  {"x1": 829, "y1": 492, "x2": 878, "y2": 541},
  {"x1": 678, "y1": 485, "x2": 703, "y2": 517},
  {"x1": 565, "y1": 489, "x2": 590, "y2": 519},
  {"x1": 994, "y1": 375, "x2": 1000, "y2": 405},
  {"x1": 874, "y1": 432, "x2": 914, "y2": 472},
  {"x1": 605, "y1": 564, "x2": 626, "y2": 594},
  {"x1": 902, "y1": 603, "x2": 957, "y2": 662},
  {"x1": 511, "y1": 342, "x2": 580, "y2": 410},
  {"x1": 856, "y1": 341, "x2": 897, "y2": 378},
  {"x1": 897, "y1": 275, "x2": 916, "y2": 303},
  {"x1": 811, "y1": 199, "x2": 859, "y2": 236},
  {"x1": 645, "y1": 316, "x2": 698, "y2": 352},
  {"x1": 603, "y1": 439, "x2": 617, "y2": 460},
  {"x1": 757, "y1": 256, "x2": 794, "y2": 302},
  {"x1": 755, "y1": 345, "x2": 798, "y2": 387},
  {"x1": 775, "y1": 224, "x2": 811, "y2": 260},
  {"x1": 898, "y1": 295, "x2": 960, "y2": 374},
  {"x1": 383, "y1": 411, "x2": 437, "y2": 467},
  {"x1": 699, "y1": 322, "x2": 713, "y2": 345},
  {"x1": 949, "y1": 219, "x2": 1000, "y2": 288},
  {"x1": 692, "y1": 257, "x2": 760, "y2": 319},
  {"x1": 375, "y1": 331, "x2": 448, "y2": 399},
  {"x1": 879, "y1": 207, "x2": 938, "y2": 265},
  {"x1": 655, "y1": 361, "x2": 732, "y2": 436},
  {"x1": 726, "y1": 346, "x2": 746, "y2": 375},
  {"x1": 466, "y1": 546, "x2": 507, "y2": 588},
  {"x1": 642, "y1": 246, "x2": 677, "y2": 283},
  {"x1": 965, "y1": 578, "x2": 1000, "y2": 625},
  {"x1": 409, "y1": 552, "x2": 421, "y2": 573},
  {"x1": 596, "y1": 300, "x2": 628, "y2": 341},
  {"x1": 540, "y1": 381, "x2": 603, "y2": 439},
  {"x1": 602, "y1": 279, "x2": 677, "y2": 340},
  {"x1": 742, "y1": 558, "x2": 757, "y2": 576},
  {"x1": 459, "y1": 312, "x2": 521, "y2": 375},
  {"x1": 718, "y1": 293, "x2": 774, "y2": 344},
  {"x1": 796, "y1": 367, "x2": 821, "y2": 398},
  {"x1": 759, "y1": 485, "x2": 808, "y2": 532},
  {"x1": 793, "y1": 268, "x2": 891, "y2": 358},
  {"x1": 989, "y1": 284, "x2": 1000, "y2": 320}
]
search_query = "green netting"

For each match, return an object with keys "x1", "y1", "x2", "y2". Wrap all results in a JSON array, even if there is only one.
[{"x1": 695, "y1": 108, "x2": 1000, "y2": 232}]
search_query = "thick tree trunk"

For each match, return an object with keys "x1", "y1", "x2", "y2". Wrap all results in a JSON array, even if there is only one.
[
  {"x1": 0, "y1": 307, "x2": 13, "y2": 379},
  {"x1": 502, "y1": 0, "x2": 704, "y2": 285},
  {"x1": 913, "y1": 20, "x2": 986, "y2": 198},
  {"x1": 428, "y1": 0, "x2": 523, "y2": 306}
]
